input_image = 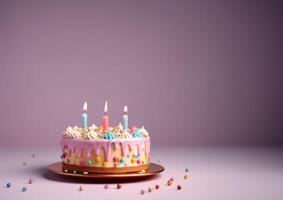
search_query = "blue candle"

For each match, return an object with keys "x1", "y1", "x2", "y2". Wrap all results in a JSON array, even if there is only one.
[
  {"x1": 122, "y1": 106, "x2": 128, "y2": 130},
  {"x1": 82, "y1": 102, "x2": 87, "y2": 128}
]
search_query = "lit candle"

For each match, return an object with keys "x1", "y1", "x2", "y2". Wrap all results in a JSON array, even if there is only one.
[
  {"x1": 122, "y1": 106, "x2": 128, "y2": 130},
  {"x1": 82, "y1": 102, "x2": 87, "y2": 128},
  {"x1": 102, "y1": 101, "x2": 109, "y2": 130}
]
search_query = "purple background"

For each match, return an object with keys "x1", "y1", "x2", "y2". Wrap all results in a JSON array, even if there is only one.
[{"x1": 0, "y1": 0, "x2": 282, "y2": 148}]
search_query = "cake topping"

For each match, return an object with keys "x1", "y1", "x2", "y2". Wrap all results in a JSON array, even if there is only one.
[
  {"x1": 132, "y1": 128, "x2": 142, "y2": 138},
  {"x1": 63, "y1": 124, "x2": 149, "y2": 140},
  {"x1": 102, "y1": 131, "x2": 116, "y2": 140},
  {"x1": 140, "y1": 126, "x2": 149, "y2": 137}
]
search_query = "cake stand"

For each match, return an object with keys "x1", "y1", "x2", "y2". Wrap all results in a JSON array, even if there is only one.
[{"x1": 47, "y1": 162, "x2": 164, "y2": 181}]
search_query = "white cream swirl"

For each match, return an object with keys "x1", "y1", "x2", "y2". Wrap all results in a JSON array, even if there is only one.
[
  {"x1": 120, "y1": 130, "x2": 133, "y2": 138},
  {"x1": 86, "y1": 130, "x2": 98, "y2": 140},
  {"x1": 140, "y1": 126, "x2": 149, "y2": 137}
]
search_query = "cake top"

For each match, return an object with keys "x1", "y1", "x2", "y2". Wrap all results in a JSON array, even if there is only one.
[
  {"x1": 63, "y1": 124, "x2": 149, "y2": 140},
  {"x1": 63, "y1": 101, "x2": 149, "y2": 140}
]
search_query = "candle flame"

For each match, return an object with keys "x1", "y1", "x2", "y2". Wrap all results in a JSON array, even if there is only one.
[
  {"x1": 124, "y1": 106, "x2": 128, "y2": 114},
  {"x1": 83, "y1": 102, "x2": 87, "y2": 112},
  {"x1": 104, "y1": 101, "x2": 108, "y2": 114}
]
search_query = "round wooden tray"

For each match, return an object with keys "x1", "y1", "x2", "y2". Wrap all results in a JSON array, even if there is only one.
[{"x1": 47, "y1": 162, "x2": 164, "y2": 181}]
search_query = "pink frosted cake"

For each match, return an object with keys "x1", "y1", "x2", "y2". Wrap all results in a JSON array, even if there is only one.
[{"x1": 60, "y1": 102, "x2": 150, "y2": 174}]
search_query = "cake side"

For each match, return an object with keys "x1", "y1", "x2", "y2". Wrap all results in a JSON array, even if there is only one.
[{"x1": 60, "y1": 125, "x2": 151, "y2": 173}]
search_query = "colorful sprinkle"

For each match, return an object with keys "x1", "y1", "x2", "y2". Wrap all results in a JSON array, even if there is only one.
[
  {"x1": 170, "y1": 177, "x2": 174, "y2": 181},
  {"x1": 87, "y1": 160, "x2": 93, "y2": 166},
  {"x1": 148, "y1": 187, "x2": 153, "y2": 192},
  {"x1": 167, "y1": 180, "x2": 173, "y2": 186},
  {"x1": 112, "y1": 156, "x2": 118, "y2": 162},
  {"x1": 28, "y1": 179, "x2": 33, "y2": 184},
  {"x1": 119, "y1": 157, "x2": 125, "y2": 164},
  {"x1": 130, "y1": 126, "x2": 136, "y2": 132},
  {"x1": 131, "y1": 158, "x2": 135, "y2": 164},
  {"x1": 136, "y1": 159, "x2": 141, "y2": 164},
  {"x1": 140, "y1": 189, "x2": 145, "y2": 195},
  {"x1": 185, "y1": 168, "x2": 189, "y2": 172},
  {"x1": 184, "y1": 175, "x2": 188, "y2": 180},
  {"x1": 104, "y1": 184, "x2": 109, "y2": 189},
  {"x1": 79, "y1": 160, "x2": 86, "y2": 166},
  {"x1": 6, "y1": 183, "x2": 11, "y2": 188},
  {"x1": 95, "y1": 156, "x2": 101, "y2": 163},
  {"x1": 83, "y1": 171, "x2": 88, "y2": 175},
  {"x1": 22, "y1": 186, "x2": 27, "y2": 192},
  {"x1": 155, "y1": 184, "x2": 160, "y2": 189},
  {"x1": 79, "y1": 186, "x2": 83, "y2": 191},
  {"x1": 177, "y1": 185, "x2": 182, "y2": 190},
  {"x1": 117, "y1": 184, "x2": 122, "y2": 189}
]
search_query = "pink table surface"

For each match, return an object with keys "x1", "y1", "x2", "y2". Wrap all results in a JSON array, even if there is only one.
[{"x1": 1, "y1": 146, "x2": 282, "y2": 200}]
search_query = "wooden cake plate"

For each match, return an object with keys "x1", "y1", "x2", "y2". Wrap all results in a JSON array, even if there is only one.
[{"x1": 47, "y1": 162, "x2": 165, "y2": 181}]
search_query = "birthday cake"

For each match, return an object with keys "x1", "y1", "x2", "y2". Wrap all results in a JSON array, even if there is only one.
[{"x1": 60, "y1": 102, "x2": 150, "y2": 174}]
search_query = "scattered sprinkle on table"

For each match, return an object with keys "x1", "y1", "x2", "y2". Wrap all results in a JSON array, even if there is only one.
[
  {"x1": 104, "y1": 184, "x2": 109, "y2": 189},
  {"x1": 22, "y1": 186, "x2": 27, "y2": 192},
  {"x1": 6, "y1": 182, "x2": 11, "y2": 188},
  {"x1": 155, "y1": 184, "x2": 160, "y2": 189},
  {"x1": 148, "y1": 187, "x2": 153, "y2": 192},
  {"x1": 184, "y1": 175, "x2": 188, "y2": 180},
  {"x1": 117, "y1": 184, "x2": 122, "y2": 189},
  {"x1": 185, "y1": 168, "x2": 189, "y2": 172},
  {"x1": 22, "y1": 162, "x2": 27, "y2": 166},
  {"x1": 140, "y1": 189, "x2": 145, "y2": 195},
  {"x1": 167, "y1": 180, "x2": 173, "y2": 186},
  {"x1": 177, "y1": 185, "x2": 182, "y2": 190},
  {"x1": 28, "y1": 179, "x2": 33, "y2": 184},
  {"x1": 79, "y1": 186, "x2": 83, "y2": 191}
]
